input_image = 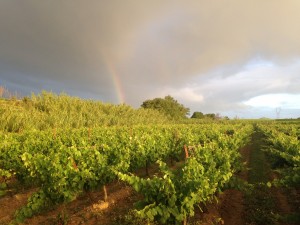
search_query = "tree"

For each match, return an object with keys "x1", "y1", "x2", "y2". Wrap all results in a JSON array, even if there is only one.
[
  {"x1": 205, "y1": 113, "x2": 216, "y2": 119},
  {"x1": 191, "y1": 111, "x2": 204, "y2": 119},
  {"x1": 141, "y1": 95, "x2": 189, "y2": 119}
]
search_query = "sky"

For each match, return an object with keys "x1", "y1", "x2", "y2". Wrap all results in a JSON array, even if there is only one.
[{"x1": 1, "y1": 0, "x2": 300, "y2": 119}]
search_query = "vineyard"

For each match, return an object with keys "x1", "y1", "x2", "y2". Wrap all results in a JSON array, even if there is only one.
[{"x1": 0, "y1": 95, "x2": 299, "y2": 225}]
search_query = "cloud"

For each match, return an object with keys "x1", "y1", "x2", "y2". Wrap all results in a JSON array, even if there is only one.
[
  {"x1": 0, "y1": 1, "x2": 300, "y2": 118},
  {"x1": 179, "y1": 59, "x2": 300, "y2": 115},
  {"x1": 244, "y1": 94, "x2": 300, "y2": 109},
  {"x1": 160, "y1": 87, "x2": 204, "y2": 104}
]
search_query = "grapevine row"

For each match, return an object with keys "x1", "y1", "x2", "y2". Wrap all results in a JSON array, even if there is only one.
[
  {"x1": 0, "y1": 123, "x2": 253, "y2": 222},
  {"x1": 257, "y1": 122, "x2": 300, "y2": 187},
  {"x1": 117, "y1": 123, "x2": 253, "y2": 224}
]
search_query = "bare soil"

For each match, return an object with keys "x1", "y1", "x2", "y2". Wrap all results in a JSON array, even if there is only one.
[
  {"x1": 0, "y1": 179, "x2": 37, "y2": 225},
  {"x1": 218, "y1": 144, "x2": 251, "y2": 225},
  {"x1": 270, "y1": 172, "x2": 299, "y2": 225}
]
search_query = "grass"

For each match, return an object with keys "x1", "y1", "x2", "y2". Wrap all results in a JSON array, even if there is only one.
[
  {"x1": 247, "y1": 131, "x2": 271, "y2": 183},
  {"x1": 245, "y1": 130, "x2": 278, "y2": 225}
]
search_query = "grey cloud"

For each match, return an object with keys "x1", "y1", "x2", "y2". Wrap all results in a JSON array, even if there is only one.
[
  {"x1": 161, "y1": 60, "x2": 300, "y2": 116},
  {"x1": 1, "y1": 1, "x2": 300, "y2": 117}
]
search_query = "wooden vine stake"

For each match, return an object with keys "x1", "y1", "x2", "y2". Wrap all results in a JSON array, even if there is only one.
[
  {"x1": 184, "y1": 145, "x2": 196, "y2": 159},
  {"x1": 184, "y1": 145, "x2": 189, "y2": 159},
  {"x1": 72, "y1": 159, "x2": 78, "y2": 171},
  {"x1": 103, "y1": 185, "x2": 108, "y2": 202}
]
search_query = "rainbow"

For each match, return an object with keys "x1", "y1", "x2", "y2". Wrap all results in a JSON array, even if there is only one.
[{"x1": 101, "y1": 53, "x2": 125, "y2": 104}]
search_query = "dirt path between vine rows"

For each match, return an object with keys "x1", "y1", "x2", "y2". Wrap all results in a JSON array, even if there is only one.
[
  {"x1": 218, "y1": 144, "x2": 251, "y2": 225},
  {"x1": 210, "y1": 130, "x2": 298, "y2": 225},
  {"x1": 239, "y1": 130, "x2": 298, "y2": 225}
]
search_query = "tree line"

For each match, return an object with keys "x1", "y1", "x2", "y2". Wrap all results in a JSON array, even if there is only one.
[{"x1": 141, "y1": 95, "x2": 227, "y2": 120}]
